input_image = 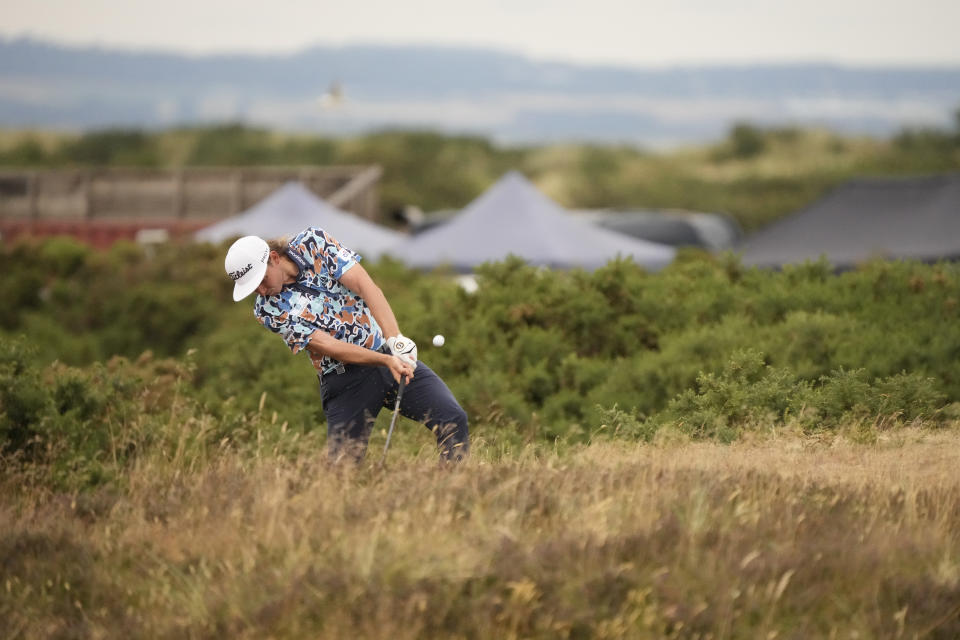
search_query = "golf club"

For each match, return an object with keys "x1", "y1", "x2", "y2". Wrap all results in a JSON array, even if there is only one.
[{"x1": 380, "y1": 377, "x2": 406, "y2": 465}]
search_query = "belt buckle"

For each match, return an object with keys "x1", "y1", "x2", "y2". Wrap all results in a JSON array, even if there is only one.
[{"x1": 334, "y1": 363, "x2": 346, "y2": 375}]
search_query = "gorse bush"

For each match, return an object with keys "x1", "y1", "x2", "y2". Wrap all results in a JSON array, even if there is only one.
[
  {"x1": 648, "y1": 348, "x2": 806, "y2": 442},
  {"x1": 61, "y1": 128, "x2": 160, "y2": 166},
  {"x1": 0, "y1": 336, "x2": 326, "y2": 488},
  {"x1": 1, "y1": 236, "x2": 958, "y2": 487},
  {"x1": 638, "y1": 351, "x2": 946, "y2": 442},
  {"x1": 0, "y1": 337, "x2": 177, "y2": 485},
  {"x1": 0, "y1": 337, "x2": 50, "y2": 455}
]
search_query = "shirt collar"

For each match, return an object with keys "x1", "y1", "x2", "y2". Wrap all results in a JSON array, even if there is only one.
[{"x1": 285, "y1": 244, "x2": 309, "y2": 280}]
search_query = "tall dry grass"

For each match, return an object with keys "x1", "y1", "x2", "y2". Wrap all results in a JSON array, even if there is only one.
[{"x1": 3, "y1": 428, "x2": 960, "y2": 639}]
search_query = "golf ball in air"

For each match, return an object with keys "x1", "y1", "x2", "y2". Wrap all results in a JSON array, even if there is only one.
[{"x1": 433, "y1": 334, "x2": 445, "y2": 347}]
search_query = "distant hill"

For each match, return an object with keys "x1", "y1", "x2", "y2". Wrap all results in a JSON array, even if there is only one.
[{"x1": 2, "y1": 37, "x2": 959, "y2": 146}]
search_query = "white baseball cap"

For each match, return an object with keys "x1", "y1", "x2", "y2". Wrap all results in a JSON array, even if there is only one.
[{"x1": 225, "y1": 235, "x2": 270, "y2": 301}]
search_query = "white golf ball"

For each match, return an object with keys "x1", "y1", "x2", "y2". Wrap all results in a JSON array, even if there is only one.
[{"x1": 432, "y1": 334, "x2": 445, "y2": 347}]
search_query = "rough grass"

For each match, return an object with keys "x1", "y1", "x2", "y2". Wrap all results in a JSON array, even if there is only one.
[{"x1": 3, "y1": 427, "x2": 960, "y2": 639}]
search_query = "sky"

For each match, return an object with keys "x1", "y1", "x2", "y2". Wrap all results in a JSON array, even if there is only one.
[{"x1": 2, "y1": 0, "x2": 959, "y2": 67}]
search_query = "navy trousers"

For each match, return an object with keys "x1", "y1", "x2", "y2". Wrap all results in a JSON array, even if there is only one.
[{"x1": 319, "y1": 360, "x2": 469, "y2": 463}]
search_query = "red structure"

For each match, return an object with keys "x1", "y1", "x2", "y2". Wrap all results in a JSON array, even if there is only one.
[
  {"x1": 0, "y1": 166, "x2": 382, "y2": 249},
  {"x1": 0, "y1": 219, "x2": 212, "y2": 249}
]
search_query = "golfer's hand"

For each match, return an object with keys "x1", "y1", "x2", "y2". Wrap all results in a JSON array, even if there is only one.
[
  {"x1": 387, "y1": 334, "x2": 418, "y2": 370},
  {"x1": 387, "y1": 355, "x2": 414, "y2": 385}
]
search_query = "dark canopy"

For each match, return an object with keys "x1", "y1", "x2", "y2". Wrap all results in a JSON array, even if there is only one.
[
  {"x1": 739, "y1": 174, "x2": 960, "y2": 268},
  {"x1": 573, "y1": 210, "x2": 741, "y2": 250}
]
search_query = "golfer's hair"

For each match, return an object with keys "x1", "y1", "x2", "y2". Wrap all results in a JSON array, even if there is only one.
[{"x1": 267, "y1": 237, "x2": 289, "y2": 253}]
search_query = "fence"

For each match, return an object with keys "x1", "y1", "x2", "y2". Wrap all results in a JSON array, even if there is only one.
[{"x1": 0, "y1": 165, "x2": 381, "y2": 247}]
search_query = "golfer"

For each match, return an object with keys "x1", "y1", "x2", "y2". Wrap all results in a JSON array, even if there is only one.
[{"x1": 224, "y1": 226, "x2": 469, "y2": 463}]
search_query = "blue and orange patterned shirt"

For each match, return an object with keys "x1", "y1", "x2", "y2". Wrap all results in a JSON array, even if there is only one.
[{"x1": 253, "y1": 227, "x2": 385, "y2": 374}]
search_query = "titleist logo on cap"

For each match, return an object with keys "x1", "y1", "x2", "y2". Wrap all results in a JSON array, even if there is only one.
[{"x1": 228, "y1": 263, "x2": 253, "y2": 281}]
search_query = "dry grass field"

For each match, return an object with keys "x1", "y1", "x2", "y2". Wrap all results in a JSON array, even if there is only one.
[{"x1": 3, "y1": 426, "x2": 960, "y2": 639}]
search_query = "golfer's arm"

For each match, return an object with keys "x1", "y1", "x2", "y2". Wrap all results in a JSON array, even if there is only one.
[
  {"x1": 305, "y1": 331, "x2": 393, "y2": 366},
  {"x1": 338, "y1": 263, "x2": 402, "y2": 339}
]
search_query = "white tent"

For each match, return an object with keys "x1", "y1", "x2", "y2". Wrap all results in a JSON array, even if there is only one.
[
  {"x1": 194, "y1": 181, "x2": 403, "y2": 258},
  {"x1": 389, "y1": 172, "x2": 676, "y2": 271}
]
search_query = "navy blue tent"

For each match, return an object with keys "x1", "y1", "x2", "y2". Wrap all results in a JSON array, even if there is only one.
[
  {"x1": 739, "y1": 174, "x2": 960, "y2": 268},
  {"x1": 389, "y1": 172, "x2": 676, "y2": 271}
]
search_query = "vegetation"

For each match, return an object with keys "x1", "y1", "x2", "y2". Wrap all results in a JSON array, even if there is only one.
[
  {"x1": 2, "y1": 237, "x2": 958, "y2": 484},
  {"x1": 2, "y1": 117, "x2": 959, "y2": 230},
  {"x1": 2, "y1": 122, "x2": 960, "y2": 635},
  {"x1": 5, "y1": 434, "x2": 960, "y2": 638},
  {"x1": 2, "y1": 239, "x2": 960, "y2": 636}
]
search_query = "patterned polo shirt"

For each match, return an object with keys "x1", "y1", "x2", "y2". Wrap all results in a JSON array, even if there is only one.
[{"x1": 253, "y1": 227, "x2": 386, "y2": 374}]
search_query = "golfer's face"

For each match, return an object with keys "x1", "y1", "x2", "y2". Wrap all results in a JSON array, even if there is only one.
[{"x1": 255, "y1": 257, "x2": 284, "y2": 297}]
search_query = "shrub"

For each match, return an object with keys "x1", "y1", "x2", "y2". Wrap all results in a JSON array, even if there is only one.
[
  {"x1": 642, "y1": 349, "x2": 808, "y2": 441},
  {"x1": 62, "y1": 129, "x2": 159, "y2": 166},
  {"x1": 809, "y1": 368, "x2": 872, "y2": 425},
  {"x1": 714, "y1": 122, "x2": 768, "y2": 160},
  {"x1": 37, "y1": 236, "x2": 92, "y2": 278},
  {"x1": 867, "y1": 371, "x2": 946, "y2": 422},
  {"x1": 0, "y1": 337, "x2": 52, "y2": 455},
  {"x1": 1, "y1": 238, "x2": 957, "y2": 455}
]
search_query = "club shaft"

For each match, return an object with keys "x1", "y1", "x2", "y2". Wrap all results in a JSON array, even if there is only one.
[{"x1": 381, "y1": 379, "x2": 406, "y2": 461}]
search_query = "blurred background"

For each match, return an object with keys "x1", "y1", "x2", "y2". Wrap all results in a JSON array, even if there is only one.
[{"x1": 0, "y1": 0, "x2": 958, "y2": 265}]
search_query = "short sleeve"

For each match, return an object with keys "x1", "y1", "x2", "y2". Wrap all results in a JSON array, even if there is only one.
[
  {"x1": 299, "y1": 227, "x2": 361, "y2": 281},
  {"x1": 254, "y1": 295, "x2": 314, "y2": 355}
]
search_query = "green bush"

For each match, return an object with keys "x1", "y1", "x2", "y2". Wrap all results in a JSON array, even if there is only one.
[
  {"x1": 809, "y1": 368, "x2": 872, "y2": 424},
  {"x1": 642, "y1": 349, "x2": 808, "y2": 442},
  {"x1": 1, "y1": 237, "x2": 958, "y2": 464},
  {"x1": 0, "y1": 337, "x2": 52, "y2": 455},
  {"x1": 62, "y1": 129, "x2": 160, "y2": 166},
  {"x1": 0, "y1": 136, "x2": 53, "y2": 166},
  {"x1": 865, "y1": 371, "x2": 946, "y2": 422},
  {"x1": 1, "y1": 334, "x2": 227, "y2": 487},
  {"x1": 727, "y1": 122, "x2": 767, "y2": 159},
  {"x1": 38, "y1": 236, "x2": 92, "y2": 277}
]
